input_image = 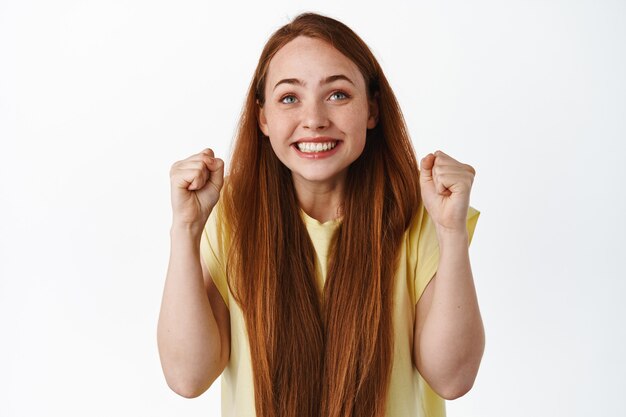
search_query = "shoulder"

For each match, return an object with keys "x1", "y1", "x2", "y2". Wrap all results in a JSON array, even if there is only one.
[
  {"x1": 200, "y1": 199, "x2": 230, "y2": 308},
  {"x1": 406, "y1": 202, "x2": 481, "y2": 304}
]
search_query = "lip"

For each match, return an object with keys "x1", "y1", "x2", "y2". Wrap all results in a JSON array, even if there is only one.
[
  {"x1": 292, "y1": 140, "x2": 342, "y2": 159},
  {"x1": 293, "y1": 136, "x2": 340, "y2": 144}
]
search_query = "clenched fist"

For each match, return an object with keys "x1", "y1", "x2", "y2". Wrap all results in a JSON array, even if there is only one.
[
  {"x1": 419, "y1": 150, "x2": 476, "y2": 233},
  {"x1": 169, "y1": 148, "x2": 224, "y2": 231}
]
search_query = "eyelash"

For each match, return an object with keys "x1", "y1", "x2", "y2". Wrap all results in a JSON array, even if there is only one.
[
  {"x1": 280, "y1": 95, "x2": 297, "y2": 104},
  {"x1": 330, "y1": 91, "x2": 349, "y2": 101},
  {"x1": 279, "y1": 91, "x2": 351, "y2": 104}
]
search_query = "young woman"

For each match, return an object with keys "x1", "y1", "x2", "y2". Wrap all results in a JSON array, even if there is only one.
[{"x1": 158, "y1": 12, "x2": 484, "y2": 417}]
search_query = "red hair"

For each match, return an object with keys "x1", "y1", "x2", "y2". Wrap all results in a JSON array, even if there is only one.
[{"x1": 222, "y1": 12, "x2": 421, "y2": 417}]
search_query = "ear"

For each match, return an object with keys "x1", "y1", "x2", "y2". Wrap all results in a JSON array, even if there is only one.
[
  {"x1": 257, "y1": 100, "x2": 270, "y2": 137},
  {"x1": 367, "y1": 93, "x2": 379, "y2": 129}
]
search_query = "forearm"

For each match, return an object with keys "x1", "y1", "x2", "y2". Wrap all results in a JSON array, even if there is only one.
[
  {"x1": 418, "y1": 228, "x2": 485, "y2": 398},
  {"x1": 157, "y1": 225, "x2": 222, "y2": 397}
]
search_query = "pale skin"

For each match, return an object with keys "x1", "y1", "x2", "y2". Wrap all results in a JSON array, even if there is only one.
[
  {"x1": 157, "y1": 35, "x2": 484, "y2": 400},
  {"x1": 413, "y1": 151, "x2": 485, "y2": 399},
  {"x1": 157, "y1": 148, "x2": 230, "y2": 398}
]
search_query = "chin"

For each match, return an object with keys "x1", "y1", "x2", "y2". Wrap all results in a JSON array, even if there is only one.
[{"x1": 290, "y1": 168, "x2": 347, "y2": 184}]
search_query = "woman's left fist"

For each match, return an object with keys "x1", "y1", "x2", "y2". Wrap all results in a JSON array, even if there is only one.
[{"x1": 419, "y1": 150, "x2": 475, "y2": 232}]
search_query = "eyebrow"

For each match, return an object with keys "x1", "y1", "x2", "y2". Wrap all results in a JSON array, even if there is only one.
[{"x1": 272, "y1": 74, "x2": 355, "y2": 91}]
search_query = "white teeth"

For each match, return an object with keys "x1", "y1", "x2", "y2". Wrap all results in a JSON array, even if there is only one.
[{"x1": 296, "y1": 141, "x2": 337, "y2": 153}]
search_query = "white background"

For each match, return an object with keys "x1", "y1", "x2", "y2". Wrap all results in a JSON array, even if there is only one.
[{"x1": 1, "y1": 1, "x2": 625, "y2": 416}]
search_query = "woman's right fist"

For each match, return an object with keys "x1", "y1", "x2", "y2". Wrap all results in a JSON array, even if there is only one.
[{"x1": 169, "y1": 148, "x2": 224, "y2": 230}]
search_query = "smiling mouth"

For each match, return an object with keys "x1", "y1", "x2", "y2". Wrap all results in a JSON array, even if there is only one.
[{"x1": 295, "y1": 141, "x2": 338, "y2": 153}]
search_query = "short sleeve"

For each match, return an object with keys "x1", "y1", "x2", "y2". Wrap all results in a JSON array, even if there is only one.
[
  {"x1": 199, "y1": 203, "x2": 230, "y2": 309},
  {"x1": 409, "y1": 204, "x2": 480, "y2": 305}
]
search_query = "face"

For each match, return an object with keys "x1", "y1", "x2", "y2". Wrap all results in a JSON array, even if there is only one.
[{"x1": 258, "y1": 36, "x2": 378, "y2": 187}]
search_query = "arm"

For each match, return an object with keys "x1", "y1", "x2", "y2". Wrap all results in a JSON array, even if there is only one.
[
  {"x1": 413, "y1": 227, "x2": 484, "y2": 400},
  {"x1": 157, "y1": 224, "x2": 230, "y2": 398},
  {"x1": 413, "y1": 150, "x2": 484, "y2": 399},
  {"x1": 157, "y1": 148, "x2": 230, "y2": 398}
]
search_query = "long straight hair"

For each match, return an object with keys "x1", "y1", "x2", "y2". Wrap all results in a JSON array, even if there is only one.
[{"x1": 222, "y1": 12, "x2": 421, "y2": 417}]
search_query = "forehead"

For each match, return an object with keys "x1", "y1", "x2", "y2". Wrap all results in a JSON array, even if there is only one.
[{"x1": 265, "y1": 36, "x2": 365, "y2": 90}]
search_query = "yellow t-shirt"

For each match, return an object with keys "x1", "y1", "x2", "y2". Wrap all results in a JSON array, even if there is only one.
[{"x1": 200, "y1": 202, "x2": 480, "y2": 417}]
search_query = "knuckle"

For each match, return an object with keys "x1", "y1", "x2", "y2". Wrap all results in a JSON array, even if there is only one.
[
  {"x1": 202, "y1": 155, "x2": 214, "y2": 165},
  {"x1": 170, "y1": 162, "x2": 181, "y2": 176}
]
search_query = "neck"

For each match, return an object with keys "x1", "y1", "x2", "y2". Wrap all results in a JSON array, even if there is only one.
[{"x1": 292, "y1": 173, "x2": 346, "y2": 224}]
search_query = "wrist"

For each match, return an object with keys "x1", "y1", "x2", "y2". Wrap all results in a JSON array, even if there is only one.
[
  {"x1": 170, "y1": 221, "x2": 205, "y2": 238},
  {"x1": 435, "y1": 225, "x2": 469, "y2": 246}
]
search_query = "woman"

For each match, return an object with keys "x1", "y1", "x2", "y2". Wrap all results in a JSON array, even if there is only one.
[{"x1": 158, "y1": 12, "x2": 484, "y2": 417}]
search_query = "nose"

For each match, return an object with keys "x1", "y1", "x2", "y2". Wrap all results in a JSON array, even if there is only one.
[{"x1": 302, "y1": 100, "x2": 329, "y2": 130}]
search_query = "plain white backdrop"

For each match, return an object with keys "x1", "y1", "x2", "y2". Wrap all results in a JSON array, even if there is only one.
[{"x1": 1, "y1": 0, "x2": 625, "y2": 416}]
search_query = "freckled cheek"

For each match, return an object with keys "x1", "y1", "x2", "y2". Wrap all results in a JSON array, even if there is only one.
[
  {"x1": 342, "y1": 104, "x2": 370, "y2": 128},
  {"x1": 266, "y1": 112, "x2": 299, "y2": 139},
  {"x1": 343, "y1": 115, "x2": 370, "y2": 137}
]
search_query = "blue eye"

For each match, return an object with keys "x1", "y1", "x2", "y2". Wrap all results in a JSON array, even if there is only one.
[
  {"x1": 281, "y1": 95, "x2": 297, "y2": 104},
  {"x1": 330, "y1": 91, "x2": 349, "y2": 100}
]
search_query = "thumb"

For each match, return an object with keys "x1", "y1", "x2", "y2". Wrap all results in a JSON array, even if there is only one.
[
  {"x1": 208, "y1": 158, "x2": 225, "y2": 191},
  {"x1": 419, "y1": 153, "x2": 435, "y2": 183}
]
